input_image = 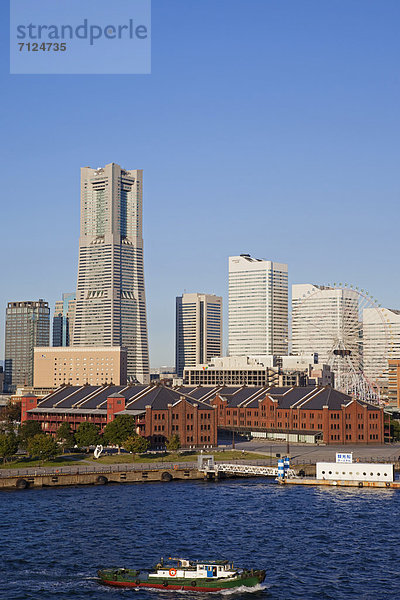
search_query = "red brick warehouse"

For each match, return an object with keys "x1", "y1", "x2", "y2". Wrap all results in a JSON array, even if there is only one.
[
  {"x1": 210, "y1": 386, "x2": 387, "y2": 444},
  {"x1": 21, "y1": 384, "x2": 217, "y2": 449},
  {"x1": 21, "y1": 384, "x2": 388, "y2": 447}
]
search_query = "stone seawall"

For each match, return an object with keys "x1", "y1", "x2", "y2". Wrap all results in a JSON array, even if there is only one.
[
  {"x1": 0, "y1": 466, "x2": 203, "y2": 490},
  {"x1": 0, "y1": 459, "x2": 276, "y2": 490}
]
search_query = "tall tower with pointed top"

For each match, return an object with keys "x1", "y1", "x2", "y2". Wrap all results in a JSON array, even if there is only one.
[{"x1": 72, "y1": 163, "x2": 149, "y2": 384}]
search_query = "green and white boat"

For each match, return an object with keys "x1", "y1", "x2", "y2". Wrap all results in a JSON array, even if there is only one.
[{"x1": 98, "y1": 557, "x2": 266, "y2": 592}]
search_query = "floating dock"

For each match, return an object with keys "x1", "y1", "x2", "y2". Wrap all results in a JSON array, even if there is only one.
[
  {"x1": 281, "y1": 478, "x2": 400, "y2": 489},
  {"x1": 280, "y1": 453, "x2": 399, "y2": 489}
]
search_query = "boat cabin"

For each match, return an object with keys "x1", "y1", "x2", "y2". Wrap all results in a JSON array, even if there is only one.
[
  {"x1": 195, "y1": 563, "x2": 235, "y2": 578},
  {"x1": 150, "y1": 559, "x2": 236, "y2": 580}
]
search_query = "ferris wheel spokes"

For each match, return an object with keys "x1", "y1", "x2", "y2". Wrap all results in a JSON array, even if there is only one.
[{"x1": 294, "y1": 284, "x2": 390, "y2": 404}]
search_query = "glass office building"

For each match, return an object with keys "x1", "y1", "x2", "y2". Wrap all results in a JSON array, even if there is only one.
[{"x1": 5, "y1": 299, "x2": 50, "y2": 391}]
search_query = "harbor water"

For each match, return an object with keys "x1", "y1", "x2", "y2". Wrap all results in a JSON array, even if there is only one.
[{"x1": 0, "y1": 478, "x2": 399, "y2": 599}]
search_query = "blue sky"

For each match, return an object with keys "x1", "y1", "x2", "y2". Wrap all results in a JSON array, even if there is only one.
[{"x1": 1, "y1": 0, "x2": 399, "y2": 366}]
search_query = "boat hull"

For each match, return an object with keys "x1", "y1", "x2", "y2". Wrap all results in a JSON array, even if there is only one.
[{"x1": 98, "y1": 570, "x2": 266, "y2": 592}]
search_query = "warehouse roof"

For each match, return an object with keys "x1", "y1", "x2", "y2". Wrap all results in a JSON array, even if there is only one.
[
  {"x1": 29, "y1": 383, "x2": 216, "y2": 414},
  {"x1": 28, "y1": 383, "x2": 382, "y2": 416}
]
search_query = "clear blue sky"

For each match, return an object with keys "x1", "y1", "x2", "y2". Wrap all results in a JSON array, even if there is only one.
[{"x1": 1, "y1": 0, "x2": 399, "y2": 367}]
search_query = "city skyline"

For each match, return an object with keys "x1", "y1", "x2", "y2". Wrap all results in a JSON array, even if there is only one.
[
  {"x1": 1, "y1": 1, "x2": 399, "y2": 367},
  {"x1": 3, "y1": 246, "x2": 400, "y2": 370}
]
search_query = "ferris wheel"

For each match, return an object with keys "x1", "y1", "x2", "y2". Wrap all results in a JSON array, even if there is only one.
[{"x1": 292, "y1": 283, "x2": 393, "y2": 404}]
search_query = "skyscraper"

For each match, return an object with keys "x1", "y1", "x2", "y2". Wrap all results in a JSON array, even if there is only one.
[
  {"x1": 291, "y1": 284, "x2": 359, "y2": 365},
  {"x1": 72, "y1": 163, "x2": 149, "y2": 384},
  {"x1": 53, "y1": 292, "x2": 76, "y2": 347},
  {"x1": 363, "y1": 307, "x2": 400, "y2": 392},
  {"x1": 228, "y1": 255, "x2": 288, "y2": 356},
  {"x1": 4, "y1": 299, "x2": 50, "y2": 391},
  {"x1": 176, "y1": 293, "x2": 222, "y2": 377}
]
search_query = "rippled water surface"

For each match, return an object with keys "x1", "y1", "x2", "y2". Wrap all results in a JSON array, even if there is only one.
[{"x1": 0, "y1": 479, "x2": 399, "y2": 599}]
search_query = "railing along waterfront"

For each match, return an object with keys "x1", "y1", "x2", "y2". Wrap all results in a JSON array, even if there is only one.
[
  {"x1": 0, "y1": 462, "x2": 194, "y2": 478},
  {"x1": 0, "y1": 458, "x2": 274, "y2": 479}
]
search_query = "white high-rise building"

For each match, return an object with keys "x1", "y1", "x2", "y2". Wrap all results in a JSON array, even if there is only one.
[
  {"x1": 363, "y1": 307, "x2": 400, "y2": 390},
  {"x1": 291, "y1": 284, "x2": 359, "y2": 366},
  {"x1": 72, "y1": 163, "x2": 149, "y2": 384},
  {"x1": 176, "y1": 293, "x2": 222, "y2": 377},
  {"x1": 228, "y1": 255, "x2": 288, "y2": 356}
]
